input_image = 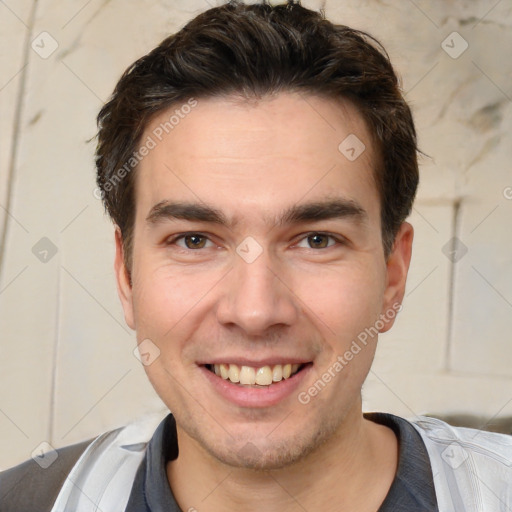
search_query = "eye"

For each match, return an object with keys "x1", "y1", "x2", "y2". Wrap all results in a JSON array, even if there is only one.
[
  {"x1": 170, "y1": 233, "x2": 214, "y2": 250},
  {"x1": 295, "y1": 232, "x2": 342, "y2": 249}
]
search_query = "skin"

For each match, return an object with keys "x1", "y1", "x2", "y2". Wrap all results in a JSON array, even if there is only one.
[{"x1": 115, "y1": 92, "x2": 413, "y2": 511}]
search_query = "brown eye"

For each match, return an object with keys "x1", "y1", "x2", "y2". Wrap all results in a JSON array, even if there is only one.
[
  {"x1": 169, "y1": 233, "x2": 213, "y2": 250},
  {"x1": 183, "y1": 234, "x2": 207, "y2": 249},
  {"x1": 307, "y1": 234, "x2": 330, "y2": 249},
  {"x1": 295, "y1": 233, "x2": 340, "y2": 249}
]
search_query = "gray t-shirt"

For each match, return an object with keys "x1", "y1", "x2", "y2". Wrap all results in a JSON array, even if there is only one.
[{"x1": 124, "y1": 412, "x2": 439, "y2": 511}]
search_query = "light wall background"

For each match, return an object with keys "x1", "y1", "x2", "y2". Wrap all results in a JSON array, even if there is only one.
[{"x1": 1, "y1": 0, "x2": 511, "y2": 469}]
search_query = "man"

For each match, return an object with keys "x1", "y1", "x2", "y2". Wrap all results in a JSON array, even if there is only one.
[{"x1": 1, "y1": 1, "x2": 511, "y2": 510}]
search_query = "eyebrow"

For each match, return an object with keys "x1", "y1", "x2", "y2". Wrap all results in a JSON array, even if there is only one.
[
  {"x1": 277, "y1": 198, "x2": 367, "y2": 226},
  {"x1": 145, "y1": 198, "x2": 367, "y2": 228}
]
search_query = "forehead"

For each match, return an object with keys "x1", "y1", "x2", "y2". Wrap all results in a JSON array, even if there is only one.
[{"x1": 135, "y1": 92, "x2": 379, "y2": 225}]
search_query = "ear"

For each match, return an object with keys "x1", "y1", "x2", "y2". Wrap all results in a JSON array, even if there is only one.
[
  {"x1": 379, "y1": 222, "x2": 414, "y2": 333},
  {"x1": 114, "y1": 227, "x2": 135, "y2": 330}
]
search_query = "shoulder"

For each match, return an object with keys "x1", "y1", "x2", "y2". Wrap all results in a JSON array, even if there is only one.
[
  {"x1": 409, "y1": 415, "x2": 512, "y2": 477},
  {"x1": 0, "y1": 438, "x2": 94, "y2": 512},
  {"x1": 411, "y1": 415, "x2": 512, "y2": 453},
  {"x1": 0, "y1": 412, "x2": 171, "y2": 512},
  {"x1": 0, "y1": 412, "x2": 170, "y2": 512},
  {"x1": 407, "y1": 416, "x2": 512, "y2": 507}
]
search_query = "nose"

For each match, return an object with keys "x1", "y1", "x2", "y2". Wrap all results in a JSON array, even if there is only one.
[{"x1": 215, "y1": 247, "x2": 299, "y2": 336}]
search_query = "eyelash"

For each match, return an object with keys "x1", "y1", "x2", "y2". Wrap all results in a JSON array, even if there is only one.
[{"x1": 166, "y1": 232, "x2": 345, "y2": 251}]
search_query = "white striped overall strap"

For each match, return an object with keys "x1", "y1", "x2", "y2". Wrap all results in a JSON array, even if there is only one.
[
  {"x1": 412, "y1": 416, "x2": 512, "y2": 512},
  {"x1": 50, "y1": 413, "x2": 165, "y2": 512}
]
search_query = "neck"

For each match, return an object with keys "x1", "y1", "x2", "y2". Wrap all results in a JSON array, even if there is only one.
[{"x1": 166, "y1": 407, "x2": 398, "y2": 512}]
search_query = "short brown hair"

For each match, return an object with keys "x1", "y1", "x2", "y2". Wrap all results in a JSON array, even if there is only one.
[{"x1": 95, "y1": 0, "x2": 419, "y2": 268}]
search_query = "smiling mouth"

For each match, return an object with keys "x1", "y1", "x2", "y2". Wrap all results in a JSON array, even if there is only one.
[{"x1": 205, "y1": 363, "x2": 307, "y2": 387}]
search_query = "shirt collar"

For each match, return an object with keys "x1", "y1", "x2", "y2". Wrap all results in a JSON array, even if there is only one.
[{"x1": 127, "y1": 411, "x2": 438, "y2": 511}]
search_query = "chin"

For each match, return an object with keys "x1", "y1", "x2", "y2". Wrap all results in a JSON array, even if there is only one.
[
  {"x1": 194, "y1": 419, "x2": 340, "y2": 471},
  {"x1": 207, "y1": 441, "x2": 308, "y2": 471}
]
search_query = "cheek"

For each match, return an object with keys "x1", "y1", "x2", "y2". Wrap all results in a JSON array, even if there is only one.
[
  {"x1": 296, "y1": 262, "x2": 385, "y2": 336},
  {"x1": 130, "y1": 263, "x2": 223, "y2": 350},
  {"x1": 132, "y1": 271, "x2": 191, "y2": 327},
  {"x1": 130, "y1": 270, "x2": 202, "y2": 393},
  {"x1": 299, "y1": 266, "x2": 384, "y2": 395}
]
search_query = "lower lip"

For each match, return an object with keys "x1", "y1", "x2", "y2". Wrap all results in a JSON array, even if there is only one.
[{"x1": 200, "y1": 365, "x2": 312, "y2": 408}]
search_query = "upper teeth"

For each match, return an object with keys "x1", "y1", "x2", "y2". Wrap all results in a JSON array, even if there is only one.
[{"x1": 213, "y1": 363, "x2": 301, "y2": 385}]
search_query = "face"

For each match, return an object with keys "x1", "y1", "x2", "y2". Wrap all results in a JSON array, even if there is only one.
[{"x1": 115, "y1": 92, "x2": 412, "y2": 469}]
